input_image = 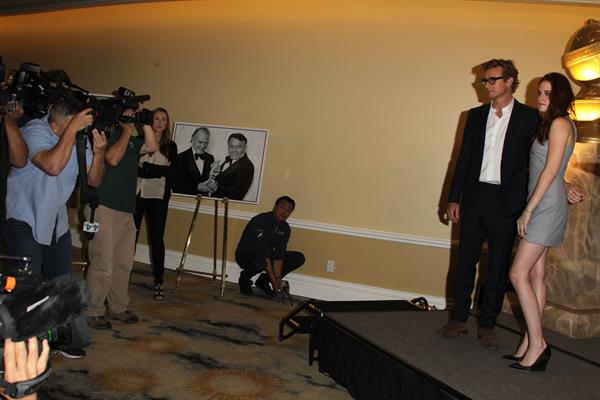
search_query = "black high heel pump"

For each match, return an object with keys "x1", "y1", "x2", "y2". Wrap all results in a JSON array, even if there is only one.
[
  {"x1": 508, "y1": 346, "x2": 551, "y2": 372},
  {"x1": 502, "y1": 354, "x2": 523, "y2": 362}
]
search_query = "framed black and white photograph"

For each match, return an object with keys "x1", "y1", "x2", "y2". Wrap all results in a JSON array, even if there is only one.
[{"x1": 171, "y1": 122, "x2": 268, "y2": 204}]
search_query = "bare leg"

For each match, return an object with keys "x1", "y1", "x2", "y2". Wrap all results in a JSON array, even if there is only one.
[
  {"x1": 513, "y1": 247, "x2": 548, "y2": 357},
  {"x1": 509, "y1": 240, "x2": 548, "y2": 366}
]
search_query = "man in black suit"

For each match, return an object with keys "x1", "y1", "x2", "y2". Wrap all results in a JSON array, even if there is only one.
[
  {"x1": 436, "y1": 59, "x2": 540, "y2": 349},
  {"x1": 207, "y1": 133, "x2": 254, "y2": 201},
  {"x1": 172, "y1": 127, "x2": 215, "y2": 195}
]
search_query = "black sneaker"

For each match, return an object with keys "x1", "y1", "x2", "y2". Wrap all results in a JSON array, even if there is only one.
[
  {"x1": 107, "y1": 310, "x2": 139, "y2": 324},
  {"x1": 52, "y1": 346, "x2": 86, "y2": 359},
  {"x1": 255, "y1": 273, "x2": 275, "y2": 297},
  {"x1": 87, "y1": 316, "x2": 112, "y2": 330},
  {"x1": 238, "y1": 270, "x2": 253, "y2": 295}
]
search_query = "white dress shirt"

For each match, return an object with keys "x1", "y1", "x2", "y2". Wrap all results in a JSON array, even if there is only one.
[
  {"x1": 193, "y1": 152, "x2": 205, "y2": 175},
  {"x1": 479, "y1": 98, "x2": 514, "y2": 184}
]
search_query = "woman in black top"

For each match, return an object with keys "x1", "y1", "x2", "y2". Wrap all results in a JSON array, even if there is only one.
[{"x1": 134, "y1": 107, "x2": 177, "y2": 300}]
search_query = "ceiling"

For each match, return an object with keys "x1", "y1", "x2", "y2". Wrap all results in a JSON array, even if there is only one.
[
  {"x1": 0, "y1": 0, "x2": 160, "y2": 15},
  {"x1": 0, "y1": 0, "x2": 596, "y2": 16}
]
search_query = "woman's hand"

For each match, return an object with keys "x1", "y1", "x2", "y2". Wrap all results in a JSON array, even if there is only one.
[{"x1": 517, "y1": 210, "x2": 532, "y2": 238}]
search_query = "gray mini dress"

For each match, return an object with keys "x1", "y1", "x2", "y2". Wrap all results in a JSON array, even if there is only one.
[{"x1": 524, "y1": 119, "x2": 576, "y2": 247}]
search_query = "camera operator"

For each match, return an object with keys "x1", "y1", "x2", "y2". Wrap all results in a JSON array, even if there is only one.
[
  {"x1": 85, "y1": 105, "x2": 158, "y2": 330},
  {"x1": 3, "y1": 99, "x2": 106, "y2": 358},
  {"x1": 0, "y1": 101, "x2": 28, "y2": 244},
  {"x1": 4, "y1": 99, "x2": 106, "y2": 277},
  {"x1": 1, "y1": 338, "x2": 49, "y2": 400}
]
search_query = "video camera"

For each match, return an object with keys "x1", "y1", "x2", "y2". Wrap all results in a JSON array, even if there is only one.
[
  {"x1": 0, "y1": 56, "x2": 153, "y2": 132},
  {"x1": 0, "y1": 255, "x2": 89, "y2": 398},
  {"x1": 85, "y1": 87, "x2": 154, "y2": 133},
  {"x1": 0, "y1": 255, "x2": 88, "y2": 343}
]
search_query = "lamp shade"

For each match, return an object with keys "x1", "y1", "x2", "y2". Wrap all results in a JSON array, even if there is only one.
[
  {"x1": 564, "y1": 19, "x2": 600, "y2": 82},
  {"x1": 564, "y1": 19, "x2": 600, "y2": 143},
  {"x1": 571, "y1": 84, "x2": 600, "y2": 122}
]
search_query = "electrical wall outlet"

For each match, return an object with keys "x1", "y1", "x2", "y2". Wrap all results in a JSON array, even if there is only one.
[{"x1": 326, "y1": 260, "x2": 335, "y2": 272}]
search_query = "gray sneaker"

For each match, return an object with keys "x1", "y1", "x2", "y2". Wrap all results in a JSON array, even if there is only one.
[{"x1": 108, "y1": 310, "x2": 138, "y2": 324}]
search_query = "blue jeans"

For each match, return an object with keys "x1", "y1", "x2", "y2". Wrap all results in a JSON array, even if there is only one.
[{"x1": 4, "y1": 218, "x2": 72, "y2": 279}]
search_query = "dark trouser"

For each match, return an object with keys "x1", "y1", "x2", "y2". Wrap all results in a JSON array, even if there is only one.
[
  {"x1": 3, "y1": 218, "x2": 72, "y2": 279},
  {"x1": 451, "y1": 183, "x2": 517, "y2": 329},
  {"x1": 134, "y1": 195, "x2": 169, "y2": 285},
  {"x1": 236, "y1": 250, "x2": 305, "y2": 282}
]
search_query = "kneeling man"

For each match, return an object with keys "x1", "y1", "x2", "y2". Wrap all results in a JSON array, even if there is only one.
[{"x1": 236, "y1": 196, "x2": 305, "y2": 296}]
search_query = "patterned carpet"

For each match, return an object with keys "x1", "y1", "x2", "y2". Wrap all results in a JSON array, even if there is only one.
[{"x1": 38, "y1": 264, "x2": 350, "y2": 400}]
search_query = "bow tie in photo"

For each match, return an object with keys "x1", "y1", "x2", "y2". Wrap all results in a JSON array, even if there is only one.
[{"x1": 194, "y1": 153, "x2": 207, "y2": 160}]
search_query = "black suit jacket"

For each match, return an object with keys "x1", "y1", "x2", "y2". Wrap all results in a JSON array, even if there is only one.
[
  {"x1": 172, "y1": 148, "x2": 215, "y2": 195},
  {"x1": 448, "y1": 100, "x2": 539, "y2": 217},
  {"x1": 214, "y1": 154, "x2": 254, "y2": 200}
]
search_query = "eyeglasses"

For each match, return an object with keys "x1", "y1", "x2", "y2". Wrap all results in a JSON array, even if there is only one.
[{"x1": 480, "y1": 76, "x2": 505, "y2": 86}]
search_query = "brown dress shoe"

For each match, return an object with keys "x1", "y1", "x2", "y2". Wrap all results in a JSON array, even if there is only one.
[
  {"x1": 478, "y1": 327, "x2": 497, "y2": 349},
  {"x1": 436, "y1": 321, "x2": 468, "y2": 337}
]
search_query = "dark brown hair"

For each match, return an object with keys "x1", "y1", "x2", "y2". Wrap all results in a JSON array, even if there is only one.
[
  {"x1": 481, "y1": 59, "x2": 520, "y2": 92},
  {"x1": 153, "y1": 107, "x2": 172, "y2": 159},
  {"x1": 536, "y1": 73, "x2": 575, "y2": 143}
]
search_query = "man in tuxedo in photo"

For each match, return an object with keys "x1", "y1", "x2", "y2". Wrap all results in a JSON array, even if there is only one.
[
  {"x1": 172, "y1": 126, "x2": 215, "y2": 195},
  {"x1": 436, "y1": 59, "x2": 540, "y2": 349},
  {"x1": 208, "y1": 133, "x2": 254, "y2": 201}
]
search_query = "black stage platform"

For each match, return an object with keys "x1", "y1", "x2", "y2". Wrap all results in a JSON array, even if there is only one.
[{"x1": 309, "y1": 300, "x2": 600, "y2": 400}]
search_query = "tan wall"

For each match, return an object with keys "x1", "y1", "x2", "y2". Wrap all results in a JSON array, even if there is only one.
[{"x1": 3, "y1": 1, "x2": 598, "y2": 298}]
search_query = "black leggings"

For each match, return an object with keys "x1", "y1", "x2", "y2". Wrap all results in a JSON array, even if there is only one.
[{"x1": 134, "y1": 195, "x2": 169, "y2": 285}]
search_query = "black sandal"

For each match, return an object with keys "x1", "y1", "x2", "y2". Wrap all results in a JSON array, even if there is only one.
[{"x1": 154, "y1": 283, "x2": 164, "y2": 301}]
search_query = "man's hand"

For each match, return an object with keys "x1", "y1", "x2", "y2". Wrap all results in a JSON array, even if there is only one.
[
  {"x1": 206, "y1": 179, "x2": 218, "y2": 192},
  {"x1": 3, "y1": 337, "x2": 50, "y2": 400},
  {"x1": 91, "y1": 129, "x2": 107, "y2": 155},
  {"x1": 565, "y1": 183, "x2": 584, "y2": 204},
  {"x1": 119, "y1": 108, "x2": 136, "y2": 133},
  {"x1": 4, "y1": 101, "x2": 24, "y2": 121},
  {"x1": 66, "y1": 108, "x2": 94, "y2": 133},
  {"x1": 197, "y1": 181, "x2": 210, "y2": 193},
  {"x1": 447, "y1": 202, "x2": 460, "y2": 224}
]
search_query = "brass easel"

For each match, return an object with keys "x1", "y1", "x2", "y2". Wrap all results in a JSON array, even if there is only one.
[{"x1": 175, "y1": 195, "x2": 229, "y2": 295}]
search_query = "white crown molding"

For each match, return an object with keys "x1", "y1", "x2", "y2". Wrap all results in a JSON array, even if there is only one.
[
  {"x1": 71, "y1": 229, "x2": 448, "y2": 309},
  {"x1": 168, "y1": 199, "x2": 453, "y2": 249}
]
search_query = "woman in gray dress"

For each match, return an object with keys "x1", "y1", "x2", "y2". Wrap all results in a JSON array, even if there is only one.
[{"x1": 507, "y1": 73, "x2": 576, "y2": 372}]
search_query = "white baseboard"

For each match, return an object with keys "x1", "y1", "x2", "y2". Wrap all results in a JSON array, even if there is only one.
[{"x1": 71, "y1": 229, "x2": 447, "y2": 309}]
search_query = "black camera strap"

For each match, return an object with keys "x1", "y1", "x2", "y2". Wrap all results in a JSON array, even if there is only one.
[
  {"x1": 75, "y1": 131, "x2": 89, "y2": 205},
  {"x1": 75, "y1": 131, "x2": 99, "y2": 241},
  {"x1": 0, "y1": 365, "x2": 52, "y2": 399},
  {"x1": 0, "y1": 117, "x2": 9, "y2": 230}
]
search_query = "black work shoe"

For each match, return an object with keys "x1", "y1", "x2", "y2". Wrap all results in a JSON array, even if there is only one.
[
  {"x1": 478, "y1": 327, "x2": 498, "y2": 349},
  {"x1": 107, "y1": 310, "x2": 139, "y2": 324},
  {"x1": 436, "y1": 321, "x2": 468, "y2": 337},
  {"x1": 52, "y1": 346, "x2": 86, "y2": 359},
  {"x1": 239, "y1": 270, "x2": 253, "y2": 295},
  {"x1": 87, "y1": 316, "x2": 112, "y2": 330},
  {"x1": 255, "y1": 273, "x2": 275, "y2": 297}
]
